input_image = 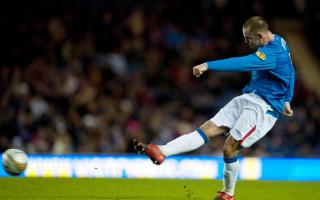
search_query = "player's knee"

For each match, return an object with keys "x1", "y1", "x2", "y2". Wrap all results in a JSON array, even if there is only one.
[{"x1": 199, "y1": 121, "x2": 226, "y2": 140}]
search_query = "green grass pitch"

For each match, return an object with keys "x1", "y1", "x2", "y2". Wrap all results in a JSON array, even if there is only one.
[{"x1": 0, "y1": 178, "x2": 319, "y2": 200}]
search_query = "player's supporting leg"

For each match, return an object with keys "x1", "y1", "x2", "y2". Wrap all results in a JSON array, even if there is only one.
[
  {"x1": 215, "y1": 135, "x2": 240, "y2": 200},
  {"x1": 133, "y1": 120, "x2": 227, "y2": 164}
]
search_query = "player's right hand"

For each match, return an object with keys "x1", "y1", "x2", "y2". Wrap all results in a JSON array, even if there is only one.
[
  {"x1": 282, "y1": 102, "x2": 293, "y2": 117},
  {"x1": 193, "y1": 63, "x2": 208, "y2": 77}
]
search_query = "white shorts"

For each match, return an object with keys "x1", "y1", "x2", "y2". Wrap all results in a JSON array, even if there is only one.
[{"x1": 210, "y1": 92, "x2": 278, "y2": 148}]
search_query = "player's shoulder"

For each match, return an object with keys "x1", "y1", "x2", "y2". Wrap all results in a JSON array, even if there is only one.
[
  {"x1": 258, "y1": 34, "x2": 287, "y2": 54},
  {"x1": 269, "y1": 34, "x2": 289, "y2": 51},
  {"x1": 255, "y1": 34, "x2": 289, "y2": 61},
  {"x1": 256, "y1": 41, "x2": 276, "y2": 60}
]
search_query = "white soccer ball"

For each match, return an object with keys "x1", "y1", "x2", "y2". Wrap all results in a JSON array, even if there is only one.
[{"x1": 2, "y1": 149, "x2": 28, "y2": 176}]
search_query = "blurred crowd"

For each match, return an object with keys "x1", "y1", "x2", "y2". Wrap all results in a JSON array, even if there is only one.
[{"x1": 0, "y1": 0, "x2": 319, "y2": 157}]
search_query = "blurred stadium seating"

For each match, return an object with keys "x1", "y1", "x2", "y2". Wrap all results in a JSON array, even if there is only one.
[{"x1": 0, "y1": 0, "x2": 319, "y2": 158}]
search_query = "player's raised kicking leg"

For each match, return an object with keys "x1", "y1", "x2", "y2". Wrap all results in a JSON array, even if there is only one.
[{"x1": 133, "y1": 120, "x2": 226, "y2": 164}]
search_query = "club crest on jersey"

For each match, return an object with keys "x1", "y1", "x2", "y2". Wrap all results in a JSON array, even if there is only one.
[{"x1": 256, "y1": 51, "x2": 266, "y2": 61}]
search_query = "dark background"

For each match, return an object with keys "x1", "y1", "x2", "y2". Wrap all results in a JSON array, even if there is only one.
[{"x1": 0, "y1": 0, "x2": 319, "y2": 157}]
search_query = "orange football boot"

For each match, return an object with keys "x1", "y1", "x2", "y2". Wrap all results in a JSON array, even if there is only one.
[{"x1": 133, "y1": 139, "x2": 166, "y2": 165}]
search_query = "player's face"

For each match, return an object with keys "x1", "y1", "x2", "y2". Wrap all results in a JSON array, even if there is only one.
[{"x1": 243, "y1": 28, "x2": 261, "y2": 49}]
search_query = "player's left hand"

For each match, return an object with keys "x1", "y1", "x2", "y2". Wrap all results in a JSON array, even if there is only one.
[{"x1": 282, "y1": 102, "x2": 293, "y2": 117}]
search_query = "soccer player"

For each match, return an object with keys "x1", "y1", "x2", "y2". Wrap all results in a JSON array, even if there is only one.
[{"x1": 134, "y1": 16, "x2": 295, "y2": 200}]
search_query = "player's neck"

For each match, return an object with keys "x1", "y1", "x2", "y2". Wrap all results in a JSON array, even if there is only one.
[{"x1": 262, "y1": 31, "x2": 274, "y2": 45}]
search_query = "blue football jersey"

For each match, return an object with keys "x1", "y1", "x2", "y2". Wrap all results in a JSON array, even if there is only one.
[{"x1": 206, "y1": 34, "x2": 295, "y2": 116}]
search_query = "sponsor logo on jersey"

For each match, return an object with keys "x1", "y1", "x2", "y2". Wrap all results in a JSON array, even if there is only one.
[{"x1": 256, "y1": 51, "x2": 266, "y2": 61}]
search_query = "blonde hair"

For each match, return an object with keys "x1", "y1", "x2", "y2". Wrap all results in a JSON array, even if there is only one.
[{"x1": 243, "y1": 16, "x2": 269, "y2": 34}]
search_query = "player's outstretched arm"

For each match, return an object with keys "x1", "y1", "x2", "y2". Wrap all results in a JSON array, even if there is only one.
[
  {"x1": 206, "y1": 53, "x2": 276, "y2": 72},
  {"x1": 193, "y1": 63, "x2": 208, "y2": 77},
  {"x1": 193, "y1": 47, "x2": 276, "y2": 75}
]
